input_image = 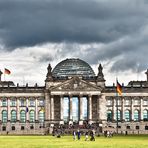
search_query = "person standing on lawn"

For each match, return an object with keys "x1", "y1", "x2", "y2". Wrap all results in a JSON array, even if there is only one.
[
  {"x1": 77, "y1": 130, "x2": 81, "y2": 140},
  {"x1": 73, "y1": 131, "x2": 76, "y2": 140}
]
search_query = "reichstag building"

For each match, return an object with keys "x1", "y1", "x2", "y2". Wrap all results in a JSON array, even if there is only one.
[{"x1": 0, "y1": 58, "x2": 148, "y2": 134}]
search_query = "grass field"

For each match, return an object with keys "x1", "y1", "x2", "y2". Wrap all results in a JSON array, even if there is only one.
[{"x1": 0, "y1": 135, "x2": 148, "y2": 148}]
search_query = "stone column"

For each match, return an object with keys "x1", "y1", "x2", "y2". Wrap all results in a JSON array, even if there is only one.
[
  {"x1": 99, "y1": 95, "x2": 107, "y2": 122},
  {"x1": 79, "y1": 95, "x2": 83, "y2": 120},
  {"x1": 35, "y1": 98, "x2": 38, "y2": 121},
  {"x1": 60, "y1": 95, "x2": 64, "y2": 124},
  {"x1": 26, "y1": 98, "x2": 29, "y2": 121},
  {"x1": 122, "y1": 97, "x2": 125, "y2": 121},
  {"x1": 45, "y1": 92, "x2": 50, "y2": 121},
  {"x1": 79, "y1": 95, "x2": 83, "y2": 125},
  {"x1": 140, "y1": 97, "x2": 143, "y2": 121},
  {"x1": 131, "y1": 97, "x2": 134, "y2": 121},
  {"x1": 88, "y1": 95, "x2": 92, "y2": 121},
  {"x1": 69, "y1": 96, "x2": 73, "y2": 121},
  {"x1": 17, "y1": 98, "x2": 20, "y2": 121},
  {"x1": 112, "y1": 97, "x2": 115, "y2": 120},
  {"x1": 7, "y1": 98, "x2": 11, "y2": 121},
  {"x1": 51, "y1": 96, "x2": 54, "y2": 121},
  {"x1": 97, "y1": 95, "x2": 100, "y2": 121}
]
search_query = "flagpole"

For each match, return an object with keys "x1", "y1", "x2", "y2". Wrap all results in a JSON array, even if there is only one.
[
  {"x1": 116, "y1": 78, "x2": 119, "y2": 134},
  {"x1": 4, "y1": 69, "x2": 6, "y2": 81}
]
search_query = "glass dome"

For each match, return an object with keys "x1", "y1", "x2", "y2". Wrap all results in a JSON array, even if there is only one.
[{"x1": 52, "y1": 58, "x2": 95, "y2": 78}]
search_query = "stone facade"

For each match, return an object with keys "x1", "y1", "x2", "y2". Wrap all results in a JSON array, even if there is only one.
[{"x1": 0, "y1": 58, "x2": 148, "y2": 134}]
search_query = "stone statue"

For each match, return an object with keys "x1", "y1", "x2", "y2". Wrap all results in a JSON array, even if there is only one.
[
  {"x1": 46, "y1": 64, "x2": 53, "y2": 81},
  {"x1": 97, "y1": 64, "x2": 104, "y2": 80}
]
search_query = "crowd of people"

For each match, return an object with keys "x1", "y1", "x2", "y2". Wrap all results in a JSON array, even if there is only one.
[
  {"x1": 51, "y1": 123, "x2": 98, "y2": 141},
  {"x1": 52, "y1": 127, "x2": 97, "y2": 141},
  {"x1": 72, "y1": 129, "x2": 96, "y2": 141},
  {"x1": 51, "y1": 122, "x2": 100, "y2": 135},
  {"x1": 50, "y1": 122, "x2": 114, "y2": 141}
]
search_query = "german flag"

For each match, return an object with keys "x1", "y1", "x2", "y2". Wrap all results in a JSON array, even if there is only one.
[
  {"x1": 116, "y1": 80, "x2": 122, "y2": 95},
  {"x1": 4, "y1": 68, "x2": 11, "y2": 75}
]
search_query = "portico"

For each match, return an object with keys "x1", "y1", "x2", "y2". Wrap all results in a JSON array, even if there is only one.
[{"x1": 46, "y1": 90, "x2": 101, "y2": 125}]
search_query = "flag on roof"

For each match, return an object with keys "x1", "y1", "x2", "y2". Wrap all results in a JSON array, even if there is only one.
[
  {"x1": 116, "y1": 80, "x2": 122, "y2": 95},
  {"x1": 4, "y1": 68, "x2": 11, "y2": 75}
]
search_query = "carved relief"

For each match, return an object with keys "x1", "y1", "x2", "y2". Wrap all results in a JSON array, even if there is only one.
[{"x1": 50, "y1": 77, "x2": 101, "y2": 91}]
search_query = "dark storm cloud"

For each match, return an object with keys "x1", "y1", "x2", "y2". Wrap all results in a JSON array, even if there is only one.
[
  {"x1": 80, "y1": 30, "x2": 148, "y2": 73},
  {"x1": 1, "y1": 0, "x2": 148, "y2": 74},
  {"x1": 0, "y1": 0, "x2": 148, "y2": 50}
]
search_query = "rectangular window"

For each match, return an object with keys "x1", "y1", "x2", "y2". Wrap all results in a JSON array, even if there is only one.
[
  {"x1": 20, "y1": 99, "x2": 26, "y2": 106},
  {"x1": 12, "y1": 126, "x2": 15, "y2": 131},
  {"x1": 125, "y1": 100, "x2": 130, "y2": 106},
  {"x1": 107, "y1": 99, "x2": 112, "y2": 106},
  {"x1": 2, "y1": 99, "x2": 7, "y2": 106},
  {"x1": 30, "y1": 125, "x2": 34, "y2": 129},
  {"x1": 38, "y1": 99, "x2": 44, "y2": 106},
  {"x1": 30, "y1": 99, "x2": 35, "y2": 106},
  {"x1": 145, "y1": 126, "x2": 148, "y2": 130},
  {"x1": 134, "y1": 99, "x2": 140, "y2": 105},
  {"x1": 21, "y1": 126, "x2": 25, "y2": 130},
  {"x1": 143, "y1": 100, "x2": 148, "y2": 106},
  {"x1": 127, "y1": 126, "x2": 130, "y2": 129},
  {"x1": 117, "y1": 99, "x2": 121, "y2": 106},
  {"x1": 136, "y1": 126, "x2": 139, "y2": 130},
  {"x1": 2, "y1": 126, "x2": 6, "y2": 131},
  {"x1": 10, "y1": 99, "x2": 16, "y2": 106}
]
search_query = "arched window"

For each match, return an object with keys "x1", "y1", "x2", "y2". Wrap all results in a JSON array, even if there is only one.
[
  {"x1": 116, "y1": 110, "x2": 121, "y2": 121},
  {"x1": 20, "y1": 110, "x2": 26, "y2": 123},
  {"x1": 30, "y1": 110, "x2": 35, "y2": 122},
  {"x1": 11, "y1": 110, "x2": 17, "y2": 122},
  {"x1": 2, "y1": 110, "x2": 7, "y2": 123},
  {"x1": 134, "y1": 110, "x2": 140, "y2": 121},
  {"x1": 107, "y1": 110, "x2": 112, "y2": 121},
  {"x1": 38, "y1": 110, "x2": 45, "y2": 123},
  {"x1": 143, "y1": 110, "x2": 148, "y2": 121},
  {"x1": 125, "y1": 110, "x2": 130, "y2": 121}
]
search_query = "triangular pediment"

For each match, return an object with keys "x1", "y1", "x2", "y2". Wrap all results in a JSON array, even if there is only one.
[{"x1": 50, "y1": 77, "x2": 102, "y2": 91}]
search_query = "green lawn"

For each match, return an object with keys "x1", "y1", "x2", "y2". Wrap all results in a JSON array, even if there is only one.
[{"x1": 0, "y1": 135, "x2": 148, "y2": 148}]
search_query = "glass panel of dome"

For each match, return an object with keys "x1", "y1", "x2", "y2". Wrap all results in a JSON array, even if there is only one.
[{"x1": 52, "y1": 59, "x2": 95, "y2": 78}]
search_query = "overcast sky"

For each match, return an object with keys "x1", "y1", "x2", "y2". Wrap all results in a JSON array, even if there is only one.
[{"x1": 0, "y1": 0, "x2": 148, "y2": 86}]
